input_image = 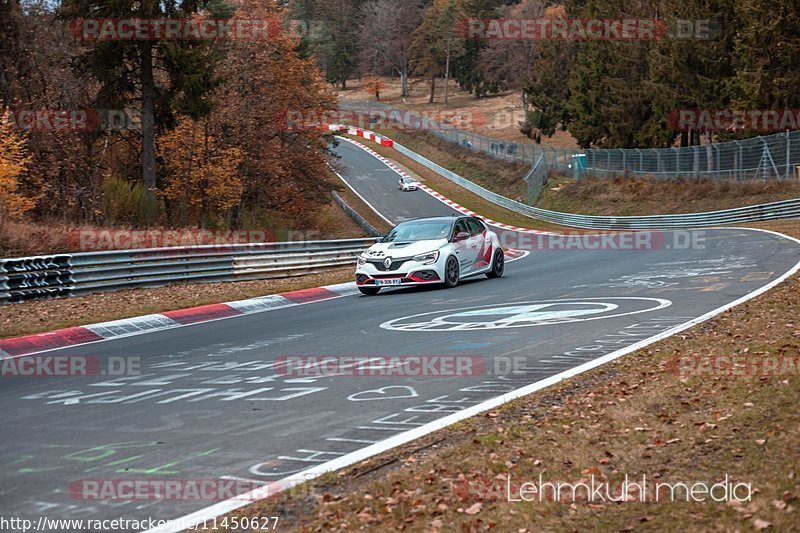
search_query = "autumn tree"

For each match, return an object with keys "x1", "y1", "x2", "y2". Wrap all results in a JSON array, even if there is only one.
[
  {"x1": 210, "y1": 0, "x2": 338, "y2": 228},
  {"x1": 159, "y1": 118, "x2": 243, "y2": 226},
  {"x1": 363, "y1": 77, "x2": 384, "y2": 101},
  {"x1": 0, "y1": 1, "x2": 97, "y2": 222},
  {"x1": 0, "y1": 120, "x2": 35, "y2": 219}
]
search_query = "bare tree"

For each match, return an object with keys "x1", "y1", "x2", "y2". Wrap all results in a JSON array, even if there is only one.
[
  {"x1": 358, "y1": 0, "x2": 424, "y2": 97},
  {"x1": 479, "y1": 0, "x2": 548, "y2": 113}
]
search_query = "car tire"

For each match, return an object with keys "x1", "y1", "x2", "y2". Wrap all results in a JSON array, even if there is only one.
[
  {"x1": 359, "y1": 287, "x2": 381, "y2": 296},
  {"x1": 486, "y1": 249, "x2": 505, "y2": 279},
  {"x1": 444, "y1": 256, "x2": 460, "y2": 288}
]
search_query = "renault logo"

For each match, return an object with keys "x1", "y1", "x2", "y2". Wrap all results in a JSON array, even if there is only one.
[{"x1": 383, "y1": 257, "x2": 393, "y2": 269}]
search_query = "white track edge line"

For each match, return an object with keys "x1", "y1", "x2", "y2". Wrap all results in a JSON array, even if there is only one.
[{"x1": 330, "y1": 164, "x2": 395, "y2": 227}]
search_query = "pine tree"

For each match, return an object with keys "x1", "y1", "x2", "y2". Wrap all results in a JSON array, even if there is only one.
[
  {"x1": 410, "y1": 0, "x2": 467, "y2": 104},
  {"x1": 58, "y1": 0, "x2": 226, "y2": 206}
]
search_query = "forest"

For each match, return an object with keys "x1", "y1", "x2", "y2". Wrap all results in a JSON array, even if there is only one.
[{"x1": 0, "y1": 0, "x2": 797, "y2": 233}]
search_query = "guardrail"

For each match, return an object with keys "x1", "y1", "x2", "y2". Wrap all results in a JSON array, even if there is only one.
[
  {"x1": 332, "y1": 191, "x2": 384, "y2": 237},
  {"x1": 0, "y1": 238, "x2": 378, "y2": 304},
  {"x1": 337, "y1": 128, "x2": 800, "y2": 230}
]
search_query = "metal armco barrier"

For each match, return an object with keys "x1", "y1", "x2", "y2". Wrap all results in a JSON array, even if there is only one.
[
  {"x1": 332, "y1": 191, "x2": 384, "y2": 237},
  {"x1": 388, "y1": 138, "x2": 800, "y2": 230},
  {"x1": 0, "y1": 238, "x2": 378, "y2": 304}
]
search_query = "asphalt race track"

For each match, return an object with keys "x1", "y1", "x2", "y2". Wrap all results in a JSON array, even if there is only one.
[
  {"x1": 1, "y1": 141, "x2": 798, "y2": 530},
  {"x1": 333, "y1": 140, "x2": 462, "y2": 222}
]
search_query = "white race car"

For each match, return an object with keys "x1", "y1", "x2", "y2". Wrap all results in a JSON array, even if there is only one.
[
  {"x1": 398, "y1": 177, "x2": 419, "y2": 191},
  {"x1": 355, "y1": 216, "x2": 505, "y2": 295}
]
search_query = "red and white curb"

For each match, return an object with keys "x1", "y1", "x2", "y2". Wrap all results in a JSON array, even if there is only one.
[
  {"x1": 0, "y1": 264, "x2": 528, "y2": 359},
  {"x1": 0, "y1": 283, "x2": 359, "y2": 358},
  {"x1": 328, "y1": 123, "x2": 394, "y2": 147},
  {"x1": 337, "y1": 135, "x2": 554, "y2": 236}
]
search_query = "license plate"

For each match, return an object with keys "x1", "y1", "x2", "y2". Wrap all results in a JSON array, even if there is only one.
[{"x1": 376, "y1": 278, "x2": 402, "y2": 286}]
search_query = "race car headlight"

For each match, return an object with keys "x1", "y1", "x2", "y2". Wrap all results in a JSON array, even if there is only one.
[
  {"x1": 357, "y1": 255, "x2": 367, "y2": 265},
  {"x1": 412, "y1": 250, "x2": 439, "y2": 264}
]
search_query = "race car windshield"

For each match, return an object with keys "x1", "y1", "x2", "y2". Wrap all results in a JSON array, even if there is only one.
[
  {"x1": 382, "y1": 220, "x2": 453, "y2": 242},
  {"x1": 401, "y1": 178, "x2": 415, "y2": 183}
]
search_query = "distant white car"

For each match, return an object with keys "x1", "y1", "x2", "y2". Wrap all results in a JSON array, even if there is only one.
[
  {"x1": 355, "y1": 216, "x2": 505, "y2": 295},
  {"x1": 398, "y1": 176, "x2": 419, "y2": 191}
]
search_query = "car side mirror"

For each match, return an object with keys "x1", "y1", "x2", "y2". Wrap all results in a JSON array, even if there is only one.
[{"x1": 454, "y1": 231, "x2": 470, "y2": 242}]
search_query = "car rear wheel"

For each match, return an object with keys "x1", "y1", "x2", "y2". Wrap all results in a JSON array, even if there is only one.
[
  {"x1": 444, "y1": 256, "x2": 460, "y2": 288},
  {"x1": 359, "y1": 287, "x2": 381, "y2": 296},
  {"x1": 486, "y1": 249, "x2": 505, "y2": 279}
]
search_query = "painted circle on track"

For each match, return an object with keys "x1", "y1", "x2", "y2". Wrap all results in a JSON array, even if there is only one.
[{"x1": 380, "y1": 297, "x2": 672, "y2": 331}]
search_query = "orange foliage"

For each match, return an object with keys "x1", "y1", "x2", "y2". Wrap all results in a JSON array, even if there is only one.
[
  {"x1": 211, "y1": 0, "x2": 338, "y2": 227},
  {"x1": 544, "y1": 5, "x2": 567, "y2": 19},
  {"x1": 0, "y1": 120, "x2": 36, "y2": 218},
  {"x1": 364, "y1": 77, "x2": 385, "y2": 100},
  {"x1": 159, "y1": 119, "x2": 244, "y2": 225}
]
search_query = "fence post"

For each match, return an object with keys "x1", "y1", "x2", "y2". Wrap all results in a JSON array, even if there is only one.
[
  {"x1": 636, "y1": 148, "x2": 643, "y2": 175},
  {"x1": 786, "y1": 132, "x2": 791, "y2": 179}
]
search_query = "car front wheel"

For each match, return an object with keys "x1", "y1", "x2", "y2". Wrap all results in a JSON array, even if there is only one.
[
  {"x1": 444, "y1": 256, "x2": 460, "y2": 288},
  {"x1": 486, "y1": 249, "x2": 505, "y2": 279}
]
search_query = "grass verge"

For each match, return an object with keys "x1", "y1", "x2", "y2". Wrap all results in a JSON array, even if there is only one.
[
  {"x1": 538, "y1": 175, "x2": 800, "y2": 216},
  {"x1": 351, "y1": 129, "x2": 800, "y2": 219},
  {"x1": 225, "y1": 220, "x2": 800, "y2": 532}
]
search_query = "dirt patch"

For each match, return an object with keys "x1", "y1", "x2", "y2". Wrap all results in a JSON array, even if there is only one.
[
  {"x1": 225, "y1": 222, "x2": 800, "y2": 532},
  {"x1": 336, "y1": 77, "x2": 579, "y2": 149}
]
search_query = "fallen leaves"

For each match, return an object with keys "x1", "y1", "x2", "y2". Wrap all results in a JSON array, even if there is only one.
[
  {"x1": 753, "y1": 518, "x2": 772, "y2": 530},
  {"x1": 463, "y1": 503, "x2": 482, "y2": 515}
]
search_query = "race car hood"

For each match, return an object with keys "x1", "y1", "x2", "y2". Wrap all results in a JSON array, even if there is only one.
[{"x1": 364, "y1": 238, "x2": 448, "y2": 259}]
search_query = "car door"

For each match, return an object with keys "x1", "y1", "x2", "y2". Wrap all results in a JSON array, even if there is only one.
[
  {"x1": 452, "y1": 219, "x2": 479, "y2": 273},
  {"x1": 466, "y1": 218, "x2": 493, "y2": 271}
]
